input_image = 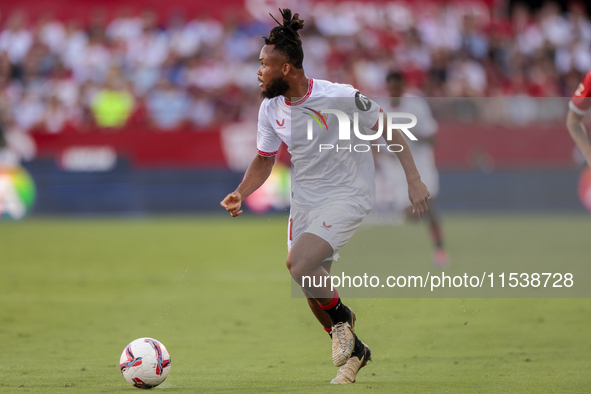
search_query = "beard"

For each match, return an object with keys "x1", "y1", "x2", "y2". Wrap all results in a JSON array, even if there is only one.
[{"x1": 261, "y1": 76, "x2": 290, "y2": 99}]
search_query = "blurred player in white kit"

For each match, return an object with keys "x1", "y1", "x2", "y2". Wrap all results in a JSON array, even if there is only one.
[{"x1": 375, "y1": 71, "x2": 448, "y2": 267}]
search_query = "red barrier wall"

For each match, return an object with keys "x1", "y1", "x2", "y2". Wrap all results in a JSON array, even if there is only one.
[
  {"x1": 31, "y1": 127, "x2": 226, "y2": 169},
  {"x1": 435, "y1": 122, "x2": 575, "y2": 170},
  {"x1": 29, "y1": 120, "x2": 576, "y2": 170}
]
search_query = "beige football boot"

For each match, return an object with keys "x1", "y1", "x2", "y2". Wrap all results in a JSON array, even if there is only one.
[
  {"x1": 331, "y1": 340, "x2": 372, "y2": 384},
  {"x1": 331, "y1": 306, "x2": 356, "y2": 366}
]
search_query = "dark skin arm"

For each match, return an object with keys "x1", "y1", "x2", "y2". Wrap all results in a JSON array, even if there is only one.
[
  {"x1": 384, "y1": 124, "x2": 431, "y2": 217},
  {"x1": 220, "y1": 154, "x2": 275, "y2": 217}
]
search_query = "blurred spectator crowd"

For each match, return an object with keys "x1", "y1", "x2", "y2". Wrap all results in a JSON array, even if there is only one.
[{"x1": 0, "y1": 0, "x2": 590, "y2": 140}]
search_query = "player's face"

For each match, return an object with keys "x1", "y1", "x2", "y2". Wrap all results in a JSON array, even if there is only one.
[
  {"x1": 387, "y1": 80, "x2": 403, "y2": 98},
  {"x1": 257, "y1": 45, "x2": 290, "y2": 99}
]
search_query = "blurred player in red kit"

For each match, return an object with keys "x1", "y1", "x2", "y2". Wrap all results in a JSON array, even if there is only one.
[{"x1": 567, "y1": 70, "x2": 591, "y2": 167}]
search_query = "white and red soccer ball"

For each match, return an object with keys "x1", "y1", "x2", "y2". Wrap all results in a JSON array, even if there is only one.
[{"x1": 120, "y1": 338, "x2": 171, "y2": 389}]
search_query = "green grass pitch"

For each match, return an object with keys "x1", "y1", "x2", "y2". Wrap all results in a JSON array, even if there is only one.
[{"x1": 1, "y1": 214, "x2": 591, "y2": 393}]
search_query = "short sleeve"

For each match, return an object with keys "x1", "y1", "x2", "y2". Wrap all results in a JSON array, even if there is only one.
[
  {"x1": 333, "y1": 83, "x2": 382, "y2": 132},
  {"x1": 354, "y1": 91, "x2": 383, "y2": 132},
  {"x1": 256, "y1": 101, "x2": 281, "y2": 156},
  {"x1": 570, "y1": 70, "x2": 591, "y2": 115}
]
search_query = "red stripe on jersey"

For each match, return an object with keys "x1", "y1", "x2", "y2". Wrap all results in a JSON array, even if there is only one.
[
  {"x1": 285, "y1": 78, "x2": 314, "y2": 106},
  {"x1": 257, "y1": 149, "x2": 278, "y2": 157},
  {"x1": 571, "y1": 70, "x2": 591, "y2": 114}
]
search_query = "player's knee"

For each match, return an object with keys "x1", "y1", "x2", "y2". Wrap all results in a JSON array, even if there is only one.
[
  {"x1": 291, "y1": 261, "x2": 317, "y2": 287},
  {"x1": 289, "y1": 258, "x2": 307, "y2": 283},
  {"x1": 286, "y1": 254, "x2": 292, "y2": 273}
]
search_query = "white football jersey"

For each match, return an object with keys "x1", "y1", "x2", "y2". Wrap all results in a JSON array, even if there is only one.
[
  {"x1": 381, "y1": 95, "x2": 437, "y2": 165},
  {"x1": 376, "y1": 95, "x2": 440, "y2": 206},
  {"x1": 257, "y1": 78, "x2": 381, "y2": 210}
]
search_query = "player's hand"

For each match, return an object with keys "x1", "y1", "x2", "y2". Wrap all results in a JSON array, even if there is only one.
[
  {"x1": 408, "y1": 179, "x2": 430, "y2": 218},
  {"x1": 220, "y1": 191, "x2": 243, "y2": 217}
]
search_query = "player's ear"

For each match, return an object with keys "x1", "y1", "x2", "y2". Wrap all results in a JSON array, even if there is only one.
[{"x1": 282, "y1": 63, "x2": 291, "y2": 76}]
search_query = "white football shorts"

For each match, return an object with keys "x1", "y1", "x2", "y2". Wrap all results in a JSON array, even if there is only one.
[{"x1": 287, "y1": 202, "x2": 369, "y2": 261}]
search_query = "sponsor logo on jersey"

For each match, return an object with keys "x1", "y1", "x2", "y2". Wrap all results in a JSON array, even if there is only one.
[{"x1": 355, "y1": 91, "x2": 372, "y2": 111}]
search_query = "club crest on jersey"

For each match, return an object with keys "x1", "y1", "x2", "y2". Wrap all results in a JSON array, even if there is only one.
[{"x1": 303, "y1": 107, "x2": 328, "y2": 131}]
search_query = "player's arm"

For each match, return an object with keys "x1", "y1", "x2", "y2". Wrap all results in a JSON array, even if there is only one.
[
  {"x1": 566, "y1": 109, "x2": 591, "y2": 168},
  {"x1": 354, "y1": 91, "x2": 430, "y2": 216},
  {"x1": 415, "y1": 134, "x2": 437, "y2": 145},
  {"x1": 384, "y1": 125, "x2": 430, "y2": 217},
  {"x1": 222, "y1": 100, "x2": 280, "y2": 217},
  {"x1": 220, "y1": 154, "x2": 275, "y2": 217}
]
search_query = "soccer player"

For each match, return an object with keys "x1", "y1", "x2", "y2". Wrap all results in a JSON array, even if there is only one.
[
  {"x1": 220, "y1": 9, "x2": 430, "y2": 384},
  {"x1": 567, "y1": 69, "x2": 591, "y2": 168},
  {"x1": 375, "y1": 71, "x2": 448, "y2": 267}
]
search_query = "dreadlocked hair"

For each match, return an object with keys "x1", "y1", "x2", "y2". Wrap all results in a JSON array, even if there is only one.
[{"x1": 264, "y1": 8, "x2": 305, "y2": 69}]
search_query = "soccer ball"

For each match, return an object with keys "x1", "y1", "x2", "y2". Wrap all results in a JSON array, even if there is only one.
[{"x1": 120, "y1": 338, "x2": 171, "y2": 389}]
